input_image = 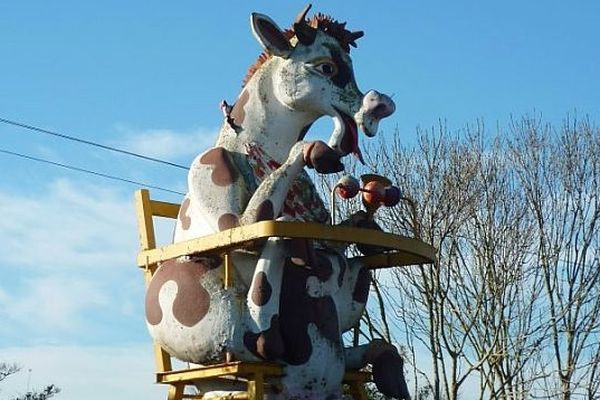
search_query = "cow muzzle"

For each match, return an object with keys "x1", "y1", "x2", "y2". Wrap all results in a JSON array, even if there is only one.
[{"x1": 355, "y1": 90, "x2": 395, "y2": 137}]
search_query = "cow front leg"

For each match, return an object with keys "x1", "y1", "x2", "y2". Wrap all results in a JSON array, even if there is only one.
[
  {"x1": 241, "y1": 141, "x2": 343, "y2": 361},
  {"x1": 243, "y1": 237, "x2": 286, "y2": 360},
  {"x1": 240, "y1": 140, "x2": 343, "y2": 225}
]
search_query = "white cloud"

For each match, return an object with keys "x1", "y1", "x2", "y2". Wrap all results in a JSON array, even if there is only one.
[
  {"x1": 0, "y1": 179, "x2": 137, "y2": 271},
  {"x1": 115, "y1": 125, "x2": 219, "y2": 160},
  {"x1": 0, "y1": 178, "x2": 178, "y2": 400},
  {"x1": 0, "y1": 344, "x2": 163, "y2": 400},
  {"x1": 0, "y1": 276, "x2": 109, "y2": 334},
  {"x1": 0, "y1": 179, "x2": 174, "y2": 344}
]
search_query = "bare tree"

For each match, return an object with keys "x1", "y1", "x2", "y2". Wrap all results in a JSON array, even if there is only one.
[
  {"x1": 0, "y1": 362, "x2": 60, "y2": 400},
  {"x1": 318, "y1": 116, "x2": 599, "y2": 400},
  {"x1": 508, "y1": 116, "x2": 600, "y2": 400},
  {"x1": 389, "y1": 126, "x2": 542, "y2": 399},
  {"x1": 365, "y1": 123, "x2": 489, "y2": 400},
  {"x1": 0, "y1": 363, "x2": 20, "y2": 384}
]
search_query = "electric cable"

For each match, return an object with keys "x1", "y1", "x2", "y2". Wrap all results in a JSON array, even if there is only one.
[
  {"x1": 0, "y1": 148, "x2": 185, "y2": 196},
  {"x1": 0, "y1": 117, "x2": 189, "y2": 170}
]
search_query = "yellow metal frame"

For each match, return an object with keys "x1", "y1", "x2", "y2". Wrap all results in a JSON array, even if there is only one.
[{"x1": 134, "y1": 189, "x2": 436, "y2": 400}]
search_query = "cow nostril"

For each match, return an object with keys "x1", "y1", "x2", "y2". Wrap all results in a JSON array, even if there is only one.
[
  {"x1": 372, "y1": 103, "x2": 390, "y2": 119},
  {"x1": 362, "y1": 90, "x2": 395, "y2": 119}
]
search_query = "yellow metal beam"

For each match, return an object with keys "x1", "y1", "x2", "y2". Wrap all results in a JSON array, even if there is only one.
[
  {"x1": 137, "y1": 221, "x2": 437, "y2": 269},
  {"x1": 156, "y1": 362, "x2": 283, "y2": 384},
  {"x1": 167, "y1": 384, "x2": 184, "y2": 400},
  {"x1": 224, "y1": 253, "x2": 234, "y2": 289},
  {"x1": 153, "y1": 343, "x2": 173, "y2": 373},
  {"x1": 135, "y1": 189, "x2": 157, "y2": 250},
  {"x1": 151, "y1": 199, "x2": 180, "y2": 219},
  {"x1": 356, "y1": 251, "x2": 435, "y2": 269},
  {"x1": 247, "y1": 372, "x2": 264, "y2": 400}
]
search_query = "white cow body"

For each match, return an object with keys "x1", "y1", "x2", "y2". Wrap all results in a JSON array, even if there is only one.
[{"x1": 145, "y1": 6, "x2": 409, "y2": 399}]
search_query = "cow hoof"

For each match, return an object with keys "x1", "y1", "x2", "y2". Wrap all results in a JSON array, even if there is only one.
[
  {"x1": 372, "y1": 350, "x2": 411, "y2": 399},
  {"x1": 303, "y1": 141, "x2": 344, "y2": 174}
]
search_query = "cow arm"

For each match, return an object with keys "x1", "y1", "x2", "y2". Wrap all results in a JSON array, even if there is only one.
[{"x1": 188, "y1": 141, "x2": 343, "y2": 232}]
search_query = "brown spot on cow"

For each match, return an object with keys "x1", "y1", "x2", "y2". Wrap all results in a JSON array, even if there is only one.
[
  {"x1": 178, "y1": 197, "x2": 192, "y2": 230},
  {"x1": 145, "y1": 258, "x2": 219, "y2": 327},
  {"x1": 230, "y1": 90, "x2": 249, "y2": 127},
  {"x1": 251, "y1": 271, "x2": 272, "y2": 306},
  {"x1": 352, "y1": 267, "x2": 370, "y2": 304},
  {"x1": 244, "y1": 315, "x2": 284, "y2": 360},
  {"x1": 199, "y1": 147, "x2": 239, "y2": 186},
  {"x1": 218, "y1": 213, "x2": 240, "y2": 231}
]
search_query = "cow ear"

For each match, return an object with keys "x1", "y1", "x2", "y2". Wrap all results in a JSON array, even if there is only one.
[{"x1": 251, "y1": 13, "x2": 292, "y2": 58}]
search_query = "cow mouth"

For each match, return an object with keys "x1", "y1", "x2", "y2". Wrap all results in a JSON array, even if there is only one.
[{"x1": 332, "y1": 106, "x2": 364, "y2": 164}]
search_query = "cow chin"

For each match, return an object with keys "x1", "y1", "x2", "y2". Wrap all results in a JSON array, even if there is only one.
[{"x1": 354, "y1": 110, "x2": 380, "y2": 138}]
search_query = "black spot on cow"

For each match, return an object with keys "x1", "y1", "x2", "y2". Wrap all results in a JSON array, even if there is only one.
[
  {"x1": 352, "y1": 267, "x2": 370, "y2": 304},
  {"x1": 279, "y1": 245, "x2": 341, "y2": 365},
  {"x1": 329, "y1": 48, "x2": 352, "y2": 88}
]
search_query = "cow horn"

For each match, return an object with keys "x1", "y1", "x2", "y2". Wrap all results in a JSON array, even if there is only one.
[
  {"x1": 350, "y1": 31, "x2": 364, "y2": 41},
  {"x1": 348, "y1": 30, "x2": 364, "y2": 48},
  {"x1": 293, "y1": 4, "x2": 317, "y2": 45},
  {"x1": 295, "y1": 4, "x2": 312, "y2": 24}
]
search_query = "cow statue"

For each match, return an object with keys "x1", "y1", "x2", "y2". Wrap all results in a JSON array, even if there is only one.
[{"x1": 145, "y1": 5, "x2": 410, "y2": 399}]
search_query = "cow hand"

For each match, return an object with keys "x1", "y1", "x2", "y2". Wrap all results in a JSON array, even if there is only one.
[{"x1": 303, "y1": 141, "x2": 344, "y2": 174}]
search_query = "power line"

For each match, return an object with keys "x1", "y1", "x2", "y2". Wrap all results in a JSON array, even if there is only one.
[
  {"x1": 0, "y1": 148, "x2": 185, "y2": 196},
  {"x1": 0, "y1": 117, "x2": 189, "y2": 170}
]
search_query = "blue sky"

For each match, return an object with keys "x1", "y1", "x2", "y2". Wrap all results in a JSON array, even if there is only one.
[{"x1": 0, "y1": 1, "x2": 598, "y2": 399}]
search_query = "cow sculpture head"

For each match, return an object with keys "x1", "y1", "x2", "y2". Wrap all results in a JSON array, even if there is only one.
[{"x1": 236, "y1": 4, "x2": 395, "y2": 164}]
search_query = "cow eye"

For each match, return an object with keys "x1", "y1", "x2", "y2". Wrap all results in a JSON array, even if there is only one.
[{"x1": 312, "y1": 61, "x2": 338, "y2": 77}]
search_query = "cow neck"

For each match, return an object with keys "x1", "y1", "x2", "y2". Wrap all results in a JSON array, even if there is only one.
[{"x1": 217, "y1": 61, "x2": 318, "y2": 165}]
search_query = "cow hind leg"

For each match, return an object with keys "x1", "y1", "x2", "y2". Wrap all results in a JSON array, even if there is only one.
[
  {"x1": 336, "y1": 260, "x2": 411, "y2": 399},
  {"x1": 145, "y1": 256, "x2": 235, "y2": 362}
]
